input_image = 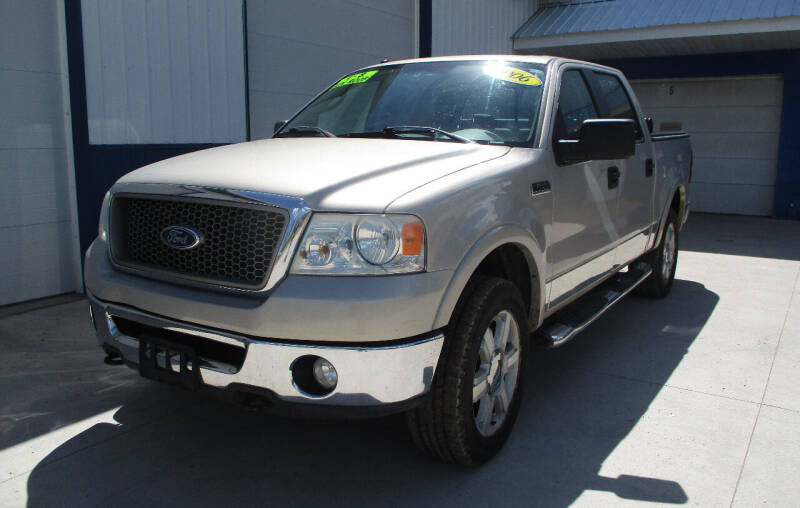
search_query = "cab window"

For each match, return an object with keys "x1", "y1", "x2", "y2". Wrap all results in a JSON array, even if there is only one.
[
  {"x1": 553, "y1": 70, "x2": 598, "y2": 142},
  {"x1": 591, "y1": 72, "x2": 643, "y2": 141}
]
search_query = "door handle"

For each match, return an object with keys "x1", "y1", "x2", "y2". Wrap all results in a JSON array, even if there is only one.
[
  {"x1": 645, "y1": 158, "x2": 654, "y2": 178},
  {"x1": 530, "y1": 180, "x2": 551, "y2": 196},
  {"x1": 607, "y1": 166, "x2": 620, "y2": 189}
]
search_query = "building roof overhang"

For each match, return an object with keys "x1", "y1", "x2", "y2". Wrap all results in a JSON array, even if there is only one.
[{"x1": 513, "y1": 0, "x2": 800, "y2": 59}]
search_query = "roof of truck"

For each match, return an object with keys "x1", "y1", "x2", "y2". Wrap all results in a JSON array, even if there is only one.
[
  {"x1": 359, "y1": 54, "x2": 621, "y2": 76},
  {"x1": 369, "y1": 55, "x2": 557, "y2": 68}
]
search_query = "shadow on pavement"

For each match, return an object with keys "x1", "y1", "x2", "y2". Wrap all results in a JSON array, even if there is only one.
[
  {"x1": 24, "y1": 279, "x2": 717, "y2": 507},
  {"x1": 0, "y1": 299, "x2": 157, "y2": 452},
  {"x1": 680, "y1": 212, "x2": 800, "y2": 260}
]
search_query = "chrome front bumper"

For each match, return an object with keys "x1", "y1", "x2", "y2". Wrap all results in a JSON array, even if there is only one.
[{"x1": 88, "y1": 293, "x2": 444, "y2": 407}]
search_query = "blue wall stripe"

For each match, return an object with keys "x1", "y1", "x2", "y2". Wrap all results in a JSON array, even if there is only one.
[
  {"x1": 419, "y1": 0, "x2": 432, "y2": 57},
  {"x1": 66, "y1": 0, "x2": 233, "y2": 258}
]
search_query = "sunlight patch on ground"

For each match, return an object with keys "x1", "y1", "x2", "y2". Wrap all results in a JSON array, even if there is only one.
[{"x1": 0, "y1": 407, "x2": 121, "y2": 483}]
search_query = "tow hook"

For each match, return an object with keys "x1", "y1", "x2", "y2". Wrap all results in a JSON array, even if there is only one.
[{"x1": 102, "y1": 345, "x2": 124, "y2": 366}]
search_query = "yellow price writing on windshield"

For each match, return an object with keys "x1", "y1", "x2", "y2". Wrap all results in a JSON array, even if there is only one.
[
  {"x1": 332, "y1": 70, "x2": 378, "y2": 88},
  {"x1": 488, "y1": 67, "x2": 542, "y2": 86}
]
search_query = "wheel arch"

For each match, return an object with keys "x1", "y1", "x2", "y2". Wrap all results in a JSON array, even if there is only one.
[
  {"x1": 433, "y1": 225, "x2": 545, "y2": 333},
  {"x1": 653, "y1": 184, "x2": 687, "y2": 250}
]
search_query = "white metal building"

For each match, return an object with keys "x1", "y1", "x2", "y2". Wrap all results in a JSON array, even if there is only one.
[
  {"x1": 0, "y1": 0, "x2": 417, "y2": 306},
  {"x1": 2, "y1": 0, "x2": 799, "y2": 306}
]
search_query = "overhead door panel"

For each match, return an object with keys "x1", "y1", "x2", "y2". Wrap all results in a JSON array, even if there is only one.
[{"x1": 631, "y1": 75, "x2": 783, "y2": 216}]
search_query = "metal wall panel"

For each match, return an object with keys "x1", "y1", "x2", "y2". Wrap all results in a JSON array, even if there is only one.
[
  {"x1": 0, "y1": 0, "x2": 79, "y2": 305},
  {"x1": 246, "y1": 0, "x2": 415, "y2": 140},
  {"x1": 81, "y1": 0, "x2": 247, "y2": 145},
  {"x1": 432, "y1": 0, "x2": 538, "y2": 56}
]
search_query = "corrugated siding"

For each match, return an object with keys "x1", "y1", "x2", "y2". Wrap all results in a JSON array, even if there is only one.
[
  {"x1": 81, "y1": 0, "x2": 247, "y2": 145},
  {"x1": 0, "y1": 0, "x2": 79, "y2": 305},
  {"x1": 516, "y1": 0, "x2": 800, "y2": 38},
  {"x1": 246, "y1": 0, "x2": 415, "y2": 140},
  {"x1": 432, "y1": 0, "x2": 539, "y2": 55}
]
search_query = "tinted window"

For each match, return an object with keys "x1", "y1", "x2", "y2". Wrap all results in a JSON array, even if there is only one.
[
  {"x1": 554, "y1": 70, "x2": 598, "y2": 141},
  {"x1": 592, "y1": 72, "x2": 642, "y2": 140}
]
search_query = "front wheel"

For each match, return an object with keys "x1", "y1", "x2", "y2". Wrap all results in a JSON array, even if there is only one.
[
  {"x1": 635, "y1": 209, "x2": 679, "y2": 298},
  {"x1": 407, "y1": 276, "x2": 527, "y2": 465}
]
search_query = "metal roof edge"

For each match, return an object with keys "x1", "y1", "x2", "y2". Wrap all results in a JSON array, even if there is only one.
[
  {"x1": 513, "y1": 16, "x2": 800, "y2": 49},
  {"x1": 515, "y1": 0, "x2": 800, "y2": 40}
]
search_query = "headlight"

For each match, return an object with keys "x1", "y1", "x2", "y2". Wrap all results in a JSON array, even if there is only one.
[
  {"x1": 290, "y1": 214, "x2": 425, "y2": 275},
  {"x1": 356, "y1": 216, "x2": 400, "y2": 265}
]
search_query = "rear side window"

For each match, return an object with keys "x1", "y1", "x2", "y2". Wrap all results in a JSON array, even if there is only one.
[
  {"x1": 591, "y1": 72, "x2": 643, "y2": 140},
  {"x1": 554, "y1": 70, "x2": 598, "y2": 141}
]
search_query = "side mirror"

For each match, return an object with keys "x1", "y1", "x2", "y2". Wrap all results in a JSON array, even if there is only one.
[
  {"x1": 556, "y1": 119, "x2": 636, "y2": 165},
  {"x1": 644, "y1": 116, "x2": 654, "y2": 134},
  {"x1": 274, "y1": 120, "x2": 287, "y2": 134}
]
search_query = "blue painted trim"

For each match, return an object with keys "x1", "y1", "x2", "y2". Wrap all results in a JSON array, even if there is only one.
[
  {"x1": 600, "y1": 50, "x2": 800, "y2": 219},
  {"x1": 419, "y1": 0, "x2": 432, "y2": 57},
  {"x1": 242, "y1": 0, "x2": 251, "y2": 141},
  {"x1": 64, "y1": 0, "x2": 92, "y2": 260},
  {"x1": 65, "y1": 0, "x2": 236, "y2": 257}
]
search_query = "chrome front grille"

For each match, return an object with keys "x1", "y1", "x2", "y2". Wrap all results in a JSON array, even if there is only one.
[{"x1": 109, "y1": 194, "x2": 288, "y2": 290}]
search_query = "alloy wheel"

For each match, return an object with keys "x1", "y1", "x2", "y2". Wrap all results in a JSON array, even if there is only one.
[
  {"x1": 662, "y1": 223, "x2": 676, "y2": 280},
  {"x1": 473, "y1": 310, "x2": 521, "y2": 437}
]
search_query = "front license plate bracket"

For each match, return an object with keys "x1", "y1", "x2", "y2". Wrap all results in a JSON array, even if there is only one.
[{"x1": 139, "y1": 335, "x2": 199, "y2": 390}]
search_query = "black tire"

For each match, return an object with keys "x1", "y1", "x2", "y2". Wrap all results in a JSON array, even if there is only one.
[
  {"x1": 635, "y1": 209, "x2": 679, "y2": 298},
  {"x1": 407, "y1": 276, "x2": 528, "y2": 465}
]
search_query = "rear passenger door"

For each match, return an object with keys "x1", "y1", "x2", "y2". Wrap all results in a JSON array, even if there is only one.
[{"x1": 587, "y1": 71, "x2": 655, "y2": 266}]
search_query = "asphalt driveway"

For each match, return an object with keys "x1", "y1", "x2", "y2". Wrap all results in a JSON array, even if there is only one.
[{"x1": 1, "y1": 213, "x2": 798, "y2": 507}]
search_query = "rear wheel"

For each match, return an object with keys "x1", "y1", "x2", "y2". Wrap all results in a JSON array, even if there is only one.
[
  {"x1": 636, "y1": 209, "x2": 679, "y2": 298},
  {"x1": 407, "y1": 276, "x2": 527, "y2": 465}
]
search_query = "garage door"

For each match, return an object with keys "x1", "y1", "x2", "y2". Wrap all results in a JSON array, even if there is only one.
[{"x1": 630, "y1": 75, "x2": 783, "y2": 216}]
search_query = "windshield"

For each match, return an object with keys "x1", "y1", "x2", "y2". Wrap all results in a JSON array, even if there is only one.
[{"x1": 277, "y1": 60, "x2": 547, "y2": 147}]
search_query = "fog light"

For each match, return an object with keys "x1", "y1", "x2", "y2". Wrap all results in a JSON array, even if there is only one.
[{"x1": 312, "y1": 357, "x2": 338, "y2": 389}]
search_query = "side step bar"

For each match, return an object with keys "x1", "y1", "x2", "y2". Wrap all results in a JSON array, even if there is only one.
[{"x1": 536, "y1": 265, "x2": 653, "y2": 348}]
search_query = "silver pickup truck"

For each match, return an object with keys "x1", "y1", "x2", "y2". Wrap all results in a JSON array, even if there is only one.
[{"x1": 85, "y1": 55, "x2": 691, "y2": 465}]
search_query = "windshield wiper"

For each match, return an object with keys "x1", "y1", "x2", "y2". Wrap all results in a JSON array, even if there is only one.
[
  {"x1": 342, "y1": 126, "x2": 473, "y2": 143},
  {"x1": 275, "y1": 126, "x2": 336, "y2": 138},
  {"x1": 383, "y1": 126, "x2": 473, "y2": 143}
]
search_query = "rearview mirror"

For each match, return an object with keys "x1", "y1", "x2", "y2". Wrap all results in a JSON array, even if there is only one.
[
  {"x1": 556, "y1": 119, "x2": 636, "y2": 165},
  {"x1": 274, "y1": 120, "x2": 287, "y2": 134}
]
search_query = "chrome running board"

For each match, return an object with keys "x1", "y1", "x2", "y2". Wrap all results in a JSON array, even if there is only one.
[{"x1": 537, "y1": 265, "x2": 653, "y2": 348}]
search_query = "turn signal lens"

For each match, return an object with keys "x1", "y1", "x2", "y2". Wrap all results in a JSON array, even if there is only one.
[{"x1": 402, "y1": 221, "x2": 424, "y2": 256}]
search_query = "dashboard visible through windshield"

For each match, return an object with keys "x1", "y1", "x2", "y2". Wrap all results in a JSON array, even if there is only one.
[{"x1": 276, "y1": 60, "x2": 548, "y2": 147}]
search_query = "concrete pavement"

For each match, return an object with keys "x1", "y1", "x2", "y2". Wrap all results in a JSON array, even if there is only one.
[{"x1": 1, "y1": 213, "x2": 798, "y2": 507}]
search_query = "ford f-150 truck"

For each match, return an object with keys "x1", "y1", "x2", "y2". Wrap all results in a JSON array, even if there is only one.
[{"x1": 85, "y1": 55, "x2": 691, "y2": 465}]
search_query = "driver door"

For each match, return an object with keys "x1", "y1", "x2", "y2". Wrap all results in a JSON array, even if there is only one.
[{"x1": 547, "y1": 68, "x2": 620, "y2": 309}]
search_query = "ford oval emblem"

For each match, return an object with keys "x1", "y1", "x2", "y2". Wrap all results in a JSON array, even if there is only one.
[{"x1": 160, "y1": 226, "x2": 203, "y2": 250}]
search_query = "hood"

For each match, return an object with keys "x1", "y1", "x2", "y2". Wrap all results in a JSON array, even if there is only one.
[{"x1": 116, "y1": 138, "x2": 510, "y2": 211}]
